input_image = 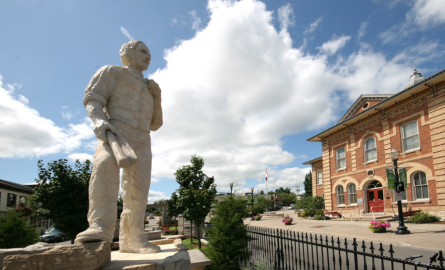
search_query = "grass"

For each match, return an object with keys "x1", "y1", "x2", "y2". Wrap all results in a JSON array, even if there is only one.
[{"x1": 182, "y1": 238, "x2": 208, "y2": 254}]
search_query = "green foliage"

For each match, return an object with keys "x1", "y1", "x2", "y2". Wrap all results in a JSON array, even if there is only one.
[
  {"x1": 259, "y1": 190, "x2": 265, "y2": 195},
  {"x1": 406, "y1": 211, "x2": 441, "y2": 223},
  {"x1": 280, "y1": 193, "x2": 297, "y2": 205},
  {"x1": 34, "y1": 159, "x2": 91, "y2": 243},
  {"x1": 314, "y1": 214, "x2": 322, "y2": 220},
  {"x1": 167, "y1": 155, "x2": 217, "y2": 249},
  {"x1": 274, "y1": 187, "x2": 291, "y2": 194},
  {"x1": 252, "y1": 196, "x2": 273, "y2": 214},
  {"x1": 0, "y1": 209, "x2": 39, "y2": 248},
  {"x1": 117, "y1": 195, "x2": 123, "y2": 219},
  {"x1": 206, "y1": 195, "x2": 250, "y2": 270},
  {"x1": 241, "y1": 259, "x2": 274, "y2": 270},
  {"x1": 304, "y1": 171, "x2": 312, "y2": 197},
  {"x1": 295, "y1": 196, "x2": 324, "y2": 217}
]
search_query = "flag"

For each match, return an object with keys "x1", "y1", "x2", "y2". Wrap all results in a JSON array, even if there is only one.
[{"x1": 265, "y1": 169, "x2": 268, "y2": 181}]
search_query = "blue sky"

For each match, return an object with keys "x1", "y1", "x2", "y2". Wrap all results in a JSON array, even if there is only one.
[{"x1": 1, "y1": 0, "x2": 445, "y2": 203}]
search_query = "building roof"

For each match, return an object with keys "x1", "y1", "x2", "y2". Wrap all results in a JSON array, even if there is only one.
[
  {"x1": 0, "y1": 179, "x2": 34, "y2": 194},
  {"x1": 307, "y1": 67, "x2": 445, "y2": 142},
  {"x1": 337, "y1": 94, "x2": 394, "y2": 123},
  {"x1": 302, "y1": 156, "x2": 322, "y2": 165}
]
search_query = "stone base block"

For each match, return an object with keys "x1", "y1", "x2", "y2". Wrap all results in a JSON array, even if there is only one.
[{"x1": 2, "y1": 241, "x2": 110, "y2": 270}]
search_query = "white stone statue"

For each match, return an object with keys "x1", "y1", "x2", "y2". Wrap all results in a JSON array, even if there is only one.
[{"x1": 75, "y1": 40, "x2": 163, "y2": 254}]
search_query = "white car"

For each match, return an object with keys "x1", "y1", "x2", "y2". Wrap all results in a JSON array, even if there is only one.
[{"x1": 288, "y1": 204, "x2": 295, "y2": 210}]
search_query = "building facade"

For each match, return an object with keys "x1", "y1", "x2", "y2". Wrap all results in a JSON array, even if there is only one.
[{"x1": 304, "y1": 69, "x2": 445, "y2": 219}]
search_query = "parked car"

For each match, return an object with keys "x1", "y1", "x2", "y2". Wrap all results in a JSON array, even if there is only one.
[
  {"x1": 268, "y1": 205, "x2": 282, "y2": 211},
  {"x1": 288, "y1": 204, "x2": 295, "y2": 210},
  {"x1": 40, "y1": 227, "x2": 66, "y2": 243}
]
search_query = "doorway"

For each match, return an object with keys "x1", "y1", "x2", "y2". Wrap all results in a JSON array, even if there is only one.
[{"x1": 367, "y1": 180, "x2": 384, "y2": 213}]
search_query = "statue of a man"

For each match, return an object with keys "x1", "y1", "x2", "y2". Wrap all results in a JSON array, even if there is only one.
[{"x1": 75, "y1": 41, "x2": 162, "y2": 254}]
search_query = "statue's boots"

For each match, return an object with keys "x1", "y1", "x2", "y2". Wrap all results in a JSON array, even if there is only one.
[
  {"x1": 119, "y1": 234, "x2": 161, "y2": 254},
  {"x1": 75, "y1": 224, "x2": 112, "y2": 243}
]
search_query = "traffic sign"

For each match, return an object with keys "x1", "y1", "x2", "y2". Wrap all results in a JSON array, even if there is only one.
[
  {"x1": 395, "y1": 182, "x2": 405, "y2": 193},
  {"x1": 395, "y1": 192, "x2": 403, "y2": 201}
]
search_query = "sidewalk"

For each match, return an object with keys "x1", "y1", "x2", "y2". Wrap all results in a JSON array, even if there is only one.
[{"x1": 245, "y1": 210, "x2": 445, "y2": 251}]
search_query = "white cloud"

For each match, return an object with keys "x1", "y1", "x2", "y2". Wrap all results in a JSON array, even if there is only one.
[
  {"x1": 188, "y1": 10, "x2": 202, "y2": 31},
  {"x1": 147, "y1": 190, "x2": 169, "y2": 204},
  {"x1": 146, "y1": 0, "x2": 428, "y2": 193},
  {"x1": 67, "y1": 153, "x2": 94, "y2": 162},
  {"x1": 318, "y1": 35, "x2": 351, "y2": 56},
  {"x1": 278, "y1": 3, "x2": 294, "y2": 31},
  {"x1": 358, "y1": 21, "x2": 369, "y2": 39},
  {"x1": 380, "y1": 0, "x2": 445, "y2": 43},
  {"x1": 61, "y1": 106, "x2": 77, "y2": 120},
  {"x1": 0, "y1": 77, "x2": 95, "y2": 158},
  {"x1": 304, "y1": 17, "x2": 323, "y2": 35}
]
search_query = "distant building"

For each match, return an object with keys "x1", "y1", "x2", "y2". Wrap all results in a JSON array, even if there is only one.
[
  {"x1": 0, "y1": 179, "x2": 34, "y2": 215},
  {"x1": 303, "y1": 69, "x2": 445, "y2": 218}
]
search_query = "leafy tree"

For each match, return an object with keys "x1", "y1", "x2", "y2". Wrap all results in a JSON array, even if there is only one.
[
  {"x1": 252, "y1": 196, "x2": 273, "y2": 213},
  {"x1": 267, "y1": 191, "x2": 274, "y2": 194},
  {"x1": 280, "y1": 193, "x2": 297, "y2": 205},
  {"x1": 117, "y1": 195, "x2": 123, "y2": 219},
  {"x1": 274, "y1": 187, "x2": 291, "y2": 194},
  {"x1": 304, "y1": 171, "x2": 312, "y2": 197},
  {"x1": 34, "y1": 159, "x2": 91, "y2": 244},
  {"x1": 206, "y1": 195, "x2": 250, "y2": 270},
  {"x1": 295, "y1": 196, "x2": 324, "y2": 216},
  {"x1": 0, "y1": 209, "x2": 39, "y2": 248},
  {"x1": 168, "y1": 155, "x2": 217, "y2": 249},
  {"x1": 259, "y1": 190, "x2": 264, "y2": 195}
]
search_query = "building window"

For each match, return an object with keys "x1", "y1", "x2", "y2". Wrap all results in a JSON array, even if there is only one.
[
  {"x1": 336, "y1": 186, "x2": 345, "y2": 205},
  {"x1": 413, "y1": 171, "x2": 429, "y2": 200},
  {"x1": 401, "y1": 121, "x2": 419, "y2": 152},
  {"x1": 317, "y1": 171, "x2": 322, "y2": 185},
  {"x1": 336, "y1": 148, "x2": 346, "y2": 170},
  {"x1": 348, "y1": 184, "x2": 357, "y2": 204},
  {"x1": 364, "y1": 137, "x2": 377, "y2": 162},
  {"x1": 7, "y1": 193, "x2": 16, "y2": 207}
]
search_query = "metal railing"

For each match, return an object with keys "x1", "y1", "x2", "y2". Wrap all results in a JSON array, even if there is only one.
[{"x1": 244, "y1": 226, "x2": 444, "y2": 270}]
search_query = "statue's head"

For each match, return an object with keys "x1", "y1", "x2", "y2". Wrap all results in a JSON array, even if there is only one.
[{"x1": 119, "y1": 41, "x2": 151, "y2": 71}]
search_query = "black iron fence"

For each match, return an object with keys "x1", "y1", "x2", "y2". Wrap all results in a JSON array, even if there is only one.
[{"x1": 245, "y1": 226, "x2": 445, "y2": 270}]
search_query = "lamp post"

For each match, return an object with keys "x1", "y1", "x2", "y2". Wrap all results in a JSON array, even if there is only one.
[
  {"x1": 229, "y1": 182, "x2": 234, "y2": 195},
  {"x1": 19, "y1": 197, "x2": 26, "y2": 207},
  {"x1": 389, "y1": 149, "x2": 410, "y2": 235}
]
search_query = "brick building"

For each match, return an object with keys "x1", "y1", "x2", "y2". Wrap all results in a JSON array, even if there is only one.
[{"x1": 303, "y1": 69, "x2": 445, "y2": 219}]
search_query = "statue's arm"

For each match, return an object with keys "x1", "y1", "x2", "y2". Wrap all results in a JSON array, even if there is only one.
[
  {"x1": 147, "y1": 79, "x2": 163, "y2": 131},
  {"x1": 86, "y1": 101, "x2": 116, "y2": 143}
]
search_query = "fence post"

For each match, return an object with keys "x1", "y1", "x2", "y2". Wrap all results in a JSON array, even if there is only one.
[{"x1": 352, "y1": 238, "x2": 359, "y2": 270}]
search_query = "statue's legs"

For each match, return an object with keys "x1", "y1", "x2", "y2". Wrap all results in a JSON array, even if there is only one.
[
  {"x1": 75, "y1": 141, "x2": 120, "y2": 243},
  {"x1": 119, "y1": 129, "x2": 160, "y2": 253}
]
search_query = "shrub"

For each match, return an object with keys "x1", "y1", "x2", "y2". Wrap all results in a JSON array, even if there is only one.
[
  {"x1": 0, "y1": 209, "x2": 39, "y2": 248},
  {"x1": 368, "y1": 220, "x2": 390, "y2": 232},
  {"x1": 206, "y1": 195, "x2": 250, "y2": 270},
  {"x1": 314, "y1": 214, "x2": 322, "y2": 220},
  {"x1": 406, "y1": 212, "x2": 441, "y2": 223},
  {"x1": 299, "y1": 211, "x2": 307, "y2": 217},
  {"x1": 295, "y1": 196, "x2": 324, "y2": 217},
  {"x1": 241, "y1": 258, "x2": 274, "y2": 270},
  {"x1": 183, "y1": 238, "x2": 200, "y2": 250}
]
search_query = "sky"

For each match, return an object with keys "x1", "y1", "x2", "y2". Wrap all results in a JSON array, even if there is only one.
[{"x1": 1, "y1": 0, "x2": 445, "y2": 203}]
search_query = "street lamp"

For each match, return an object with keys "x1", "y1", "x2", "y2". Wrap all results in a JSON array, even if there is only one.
[
  {"x1": 389, "y1": 149, "x2": 410, "y2": 235},
  {"x1": 229, "y1": 182, "x2": 234, "y2": 195},
  {"x1": 19, "y1": 197, "x2": 26, "y2": 207}
]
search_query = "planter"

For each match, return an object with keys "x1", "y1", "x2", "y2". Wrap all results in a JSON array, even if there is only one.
[
  {"x1": 284, "y1": 222, "x2": 292, "y2": 225},
  {"x1": 372, "y1": 228, "x2": 387, "y2": 233}
]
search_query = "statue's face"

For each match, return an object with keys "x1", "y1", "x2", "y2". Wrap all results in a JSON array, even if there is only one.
[{"x1": 130, "y1": 43, "x2": 151, "y2": 71}]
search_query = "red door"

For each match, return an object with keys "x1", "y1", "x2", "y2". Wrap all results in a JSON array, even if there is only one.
[{"x1": 367, "y1": 189, "x2": 384, "y2": 212}]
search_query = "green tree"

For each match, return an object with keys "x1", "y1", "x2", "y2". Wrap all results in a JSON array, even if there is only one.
[
  {"x1": 274, "y1": 187, "x2": 291, "y2": 194},
  {"x1": 253, "y1": 196, "x2": 273, "y2": 213},
  {"x1": 168, "y1": 155, "x2": 217, "y2": 249},
  {"x1": 206, "y1": 195, "x2": 250, "y2": 270},
  {"x1": 259, "y1": 190, "x2": 264, "y2": 195},
  {"x1": 304, "y1": 171, "x2": 312, "y2": 197},
  {"x1": 117, "y1": 195, "x2": 123, "y2": 219},
  {"x1": 34, "y1": 159, "x2": 91, "y2": 244},
  {"x1": 0, "y1": 209, "x2": 39, "y2": 248},
  {"x1": 280, "y1": 193, "x2": 297, "y2": 205},
  {"x1": 296, "y1": 196, "x2": 324, "y2": 216}
]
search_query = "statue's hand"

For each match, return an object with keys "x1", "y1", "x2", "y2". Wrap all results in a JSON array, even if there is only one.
[
  {"x1": 147, "y1": 79, "x2": 161, "y2": 99},
  {"x1": 93, "y1": 119, "x2": 117, "y2": 143}
]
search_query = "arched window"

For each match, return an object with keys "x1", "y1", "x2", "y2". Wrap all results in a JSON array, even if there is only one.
[
  {"x1": 336, "y1": 186, "x2": 345, "y2": 205},
  {"x1": 367, "y1": 180, "x2": 382, "y2": 189},
  {"x1": 348, "y1": 184, "x2": 357, "y2": 204},
  {"x1": 413, "y1": 172, "x2": 429, "y2": 200},
  {"x1": 364, "y1": 137, "x2": 377, "y2": 162}
]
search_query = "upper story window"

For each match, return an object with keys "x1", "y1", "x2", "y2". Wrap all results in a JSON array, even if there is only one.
[
  {"x1": 413, "y1": 171, "x2": 429, "y2": 200},
  {"x1": 317, "y1": 171, "x2": 322, "y2": 185},
  {"x1": 336, "y1": 148, "x2": 346, "y2": 170},
  {"x1": 7, "y1": 193, "x2": 16, "y2": 207},
  {"x1": 348, "y1": 184, "x2": 357, "y2": 204},
  {"x1": 336, "y1": 186, "x2": 345, "y2": 205},
  {"x1": 401, "y1": 121, "x2": 419, "y2": 152},
  {"x1": 364, "y1": 137, "x2": 377, "y2": 162}
]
